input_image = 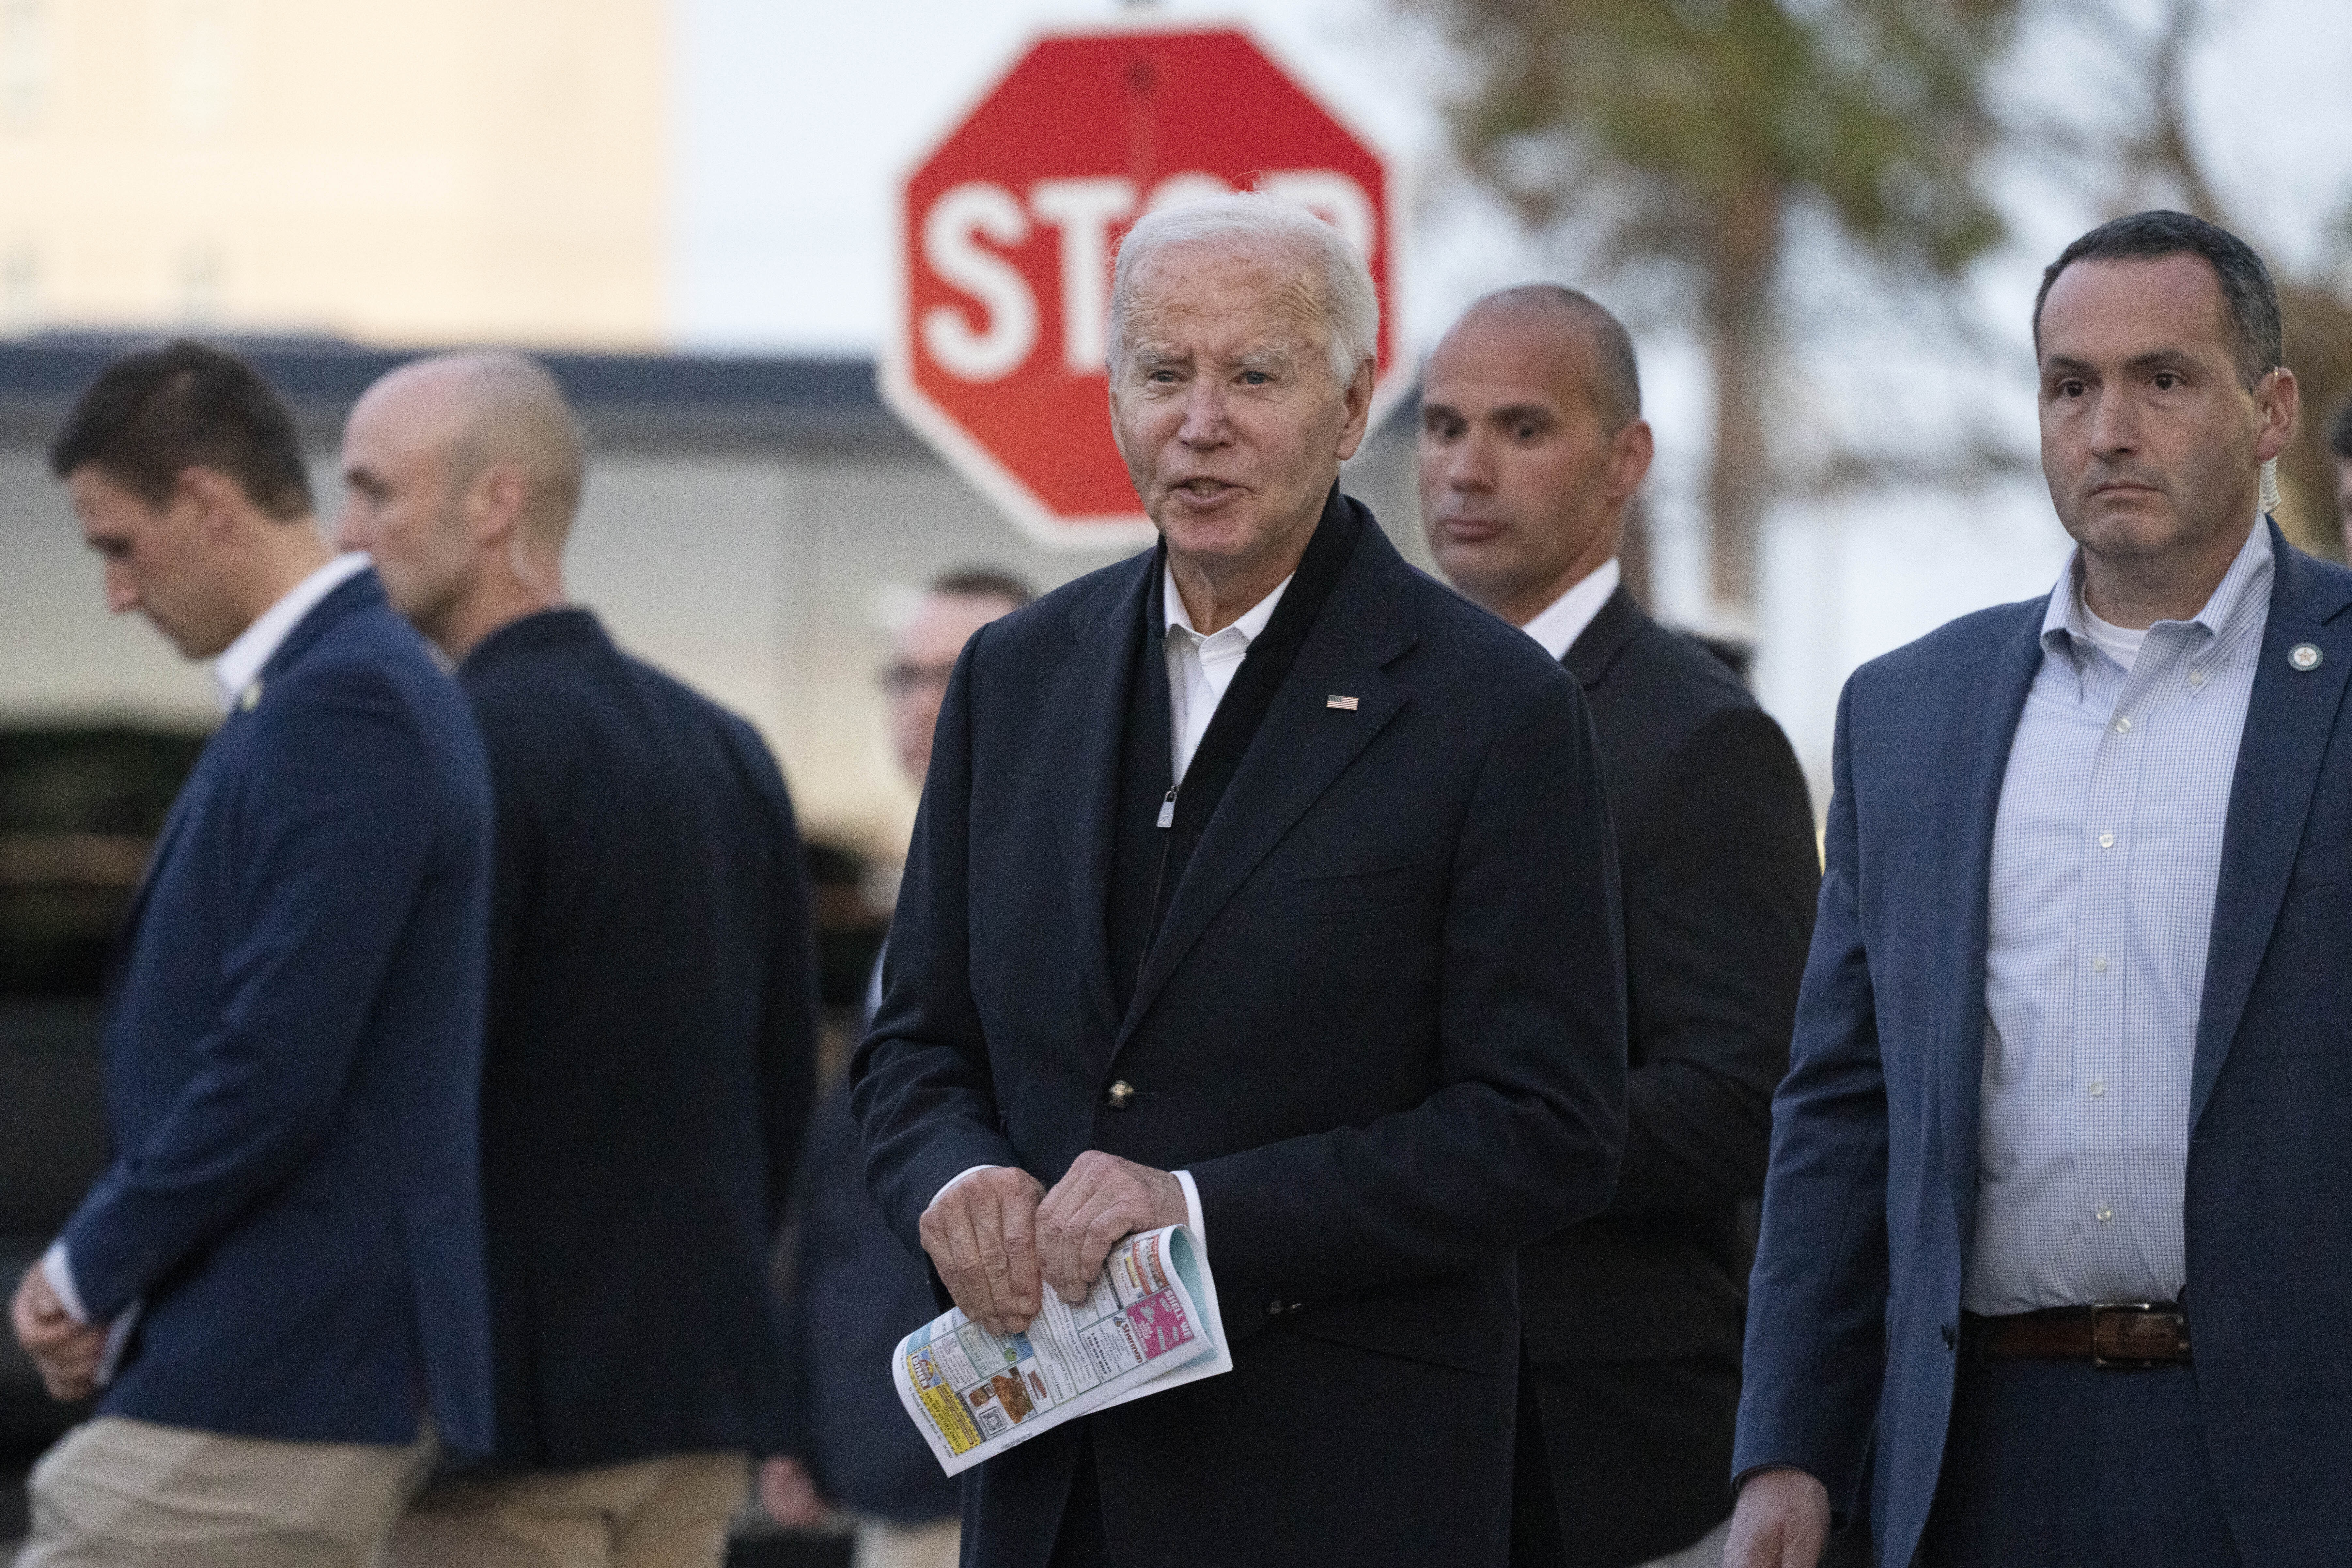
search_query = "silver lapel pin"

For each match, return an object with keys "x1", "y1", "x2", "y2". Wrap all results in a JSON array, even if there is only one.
[
  {"x1": 1326, "y1": 694, "x2": 1359, "y2": 711},
  {"x1": 2290, "y1": 643, "x2": 2323, "y2": 673},
  {"x1": 240, "y1": 679, "x2": 264, "y2": 711}
]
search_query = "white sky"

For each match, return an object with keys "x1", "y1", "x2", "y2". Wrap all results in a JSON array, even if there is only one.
[{"x1": 669, "y1": 0, "x2": 2352, "y2": 359}]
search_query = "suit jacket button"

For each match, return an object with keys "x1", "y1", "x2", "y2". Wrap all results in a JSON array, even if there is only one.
[
  {"x1": 1264, "y1": 1300, "x2": 1286, "y2": 1317},
  {"x1": 1941, "y1": 1323, "x2": 1958, "y2": 1351},
  {"x1": 1106, "y1": 1080, "x2": 1136, "y2": 1110}
]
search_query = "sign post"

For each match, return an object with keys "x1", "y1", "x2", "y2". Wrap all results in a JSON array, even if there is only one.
[{"x1": 881, "y1": 23, "x2": 1404, "y2": 550}]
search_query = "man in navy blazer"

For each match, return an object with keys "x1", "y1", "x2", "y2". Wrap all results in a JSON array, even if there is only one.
[
  {"x1": 9, "y1": 341, "x2": 495, "y2": 1566},
  {"x1": 854, "y1": 194, "x2": 1627, "y2": 1568},
  {"x1": 1728, "y1": 213, "x2": 2352, "y2": 1568},
  {"x1": 335, "y1": 350, "x2": 819, "y2": 1568}
]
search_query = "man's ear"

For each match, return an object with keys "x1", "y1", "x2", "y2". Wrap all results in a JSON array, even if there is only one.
[
  {"x1": 173, "y1": 465, "x2": 249, "y2": 543},
  {"x1": 466, "y1": 464, "x2": 529, "y2": 550},
  {"x1": 1608, "y1": 419, "x2": 1656, "y2": 503},
  {"x1": 2253, "y1": 366, "x2": 2299, "y2": 465},
  {"x1": 1333, "y1": 358, "x2": 1376, "y2": 462}
]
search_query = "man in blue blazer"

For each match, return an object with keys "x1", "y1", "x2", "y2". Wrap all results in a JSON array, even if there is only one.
[
  {"x1": 855, "y1": 194, "x2": 1628, "y2": 1568},
  {"x1": 9, "y1": 340, "x2": 495, "y2": 1565},
  {"x1": 1728, "y1": 212, "x2": 2349, "y2": 1568},
  {"x1": 335, "y1": 350, "x2": 819, "y2": 1568}
]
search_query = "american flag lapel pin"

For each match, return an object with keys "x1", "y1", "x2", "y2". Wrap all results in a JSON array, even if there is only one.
[{"x1": 1326, "y1": 694, "x2": 1359, "y2": 711}]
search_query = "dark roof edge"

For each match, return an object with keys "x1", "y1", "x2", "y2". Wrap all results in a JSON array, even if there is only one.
[{"x1": 0, "y1": 333, "x2": 921, "y2": 455}]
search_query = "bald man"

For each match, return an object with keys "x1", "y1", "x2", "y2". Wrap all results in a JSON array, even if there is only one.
[
  {"x1": 336, "y1": 353, "x2": 820, "y2": 1568},
  {"x1": 1420, "y1": 288, "x2": 1819, "y2": 1568}
]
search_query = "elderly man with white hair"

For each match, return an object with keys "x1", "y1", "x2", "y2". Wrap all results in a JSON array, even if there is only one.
[{"x1": 853, "y1": 193, "x2": 1629, "y2": 1567}]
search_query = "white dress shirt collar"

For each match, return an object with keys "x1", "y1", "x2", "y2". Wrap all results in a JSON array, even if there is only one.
[
  {"x1": 212, "y1": 553, "x2": 371, "y2": 712},
  {"x1": 1162, "y1": 559, "x2": 1291, "y2": 644},
  {"x1": 1518, "y1": 558, "x2": 1622, "y2": 663},
  {"x1": 1161, "y1": 559, "x2": 1293, "y2": 788},
  {"x1": 2043, "y1": 514, "x2": 2272, "y2": 671}
]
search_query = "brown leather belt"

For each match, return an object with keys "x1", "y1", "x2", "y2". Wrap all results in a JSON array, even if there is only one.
[{"x1": 1962, "y1": 1304, "x2": 2191, "y2": 1367}]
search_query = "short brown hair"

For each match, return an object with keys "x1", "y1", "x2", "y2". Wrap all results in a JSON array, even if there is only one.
[{"x1": 48, "y1": 339, "x2": 312, "y2": 520}]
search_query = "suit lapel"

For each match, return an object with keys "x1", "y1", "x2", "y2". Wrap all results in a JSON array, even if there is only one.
[
  {"x1": 1939, "y1": 604, "x2": 2048, "y2": 1246},
  {"x1": 108, "y1": 568, "x2": 381, "y2": 1006},
  {"x1": 2191, "y1": 528, "x2": 2352, "y2": 1128},
  {"x1": 105, "y1": 751, "x2": 211, "y2": 1004},
  {"x1": 1561, "y1": 587, "x2": 1646, "y2": 691},
  {"x1": 1051, "y1": 557, "x2": 1155, "y2": 1037},
  {"x1": 1118, "y1": 532, "x2": 1417, "y2": 1045}
]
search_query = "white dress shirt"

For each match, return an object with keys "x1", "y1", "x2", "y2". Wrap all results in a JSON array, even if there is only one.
[
  {"x1": 1967, "y1": 520, "x2": 2271, "y2": 1313},
  {"x1": 210, "y1": 552, "x2": 372, "y2": 712},
  {"x1": 1517, "y1": 558, "x2": 1622, "y2": 663},
  {"x1": 1162, "y1": 559, "x2": 1292, "y2": 784},
  {"x1": 42, "y1": 551, "x2": 372, "y2": 1379},
  {"x1": 933, "y1": 562, "x2": 1301, "y2": 1252}
]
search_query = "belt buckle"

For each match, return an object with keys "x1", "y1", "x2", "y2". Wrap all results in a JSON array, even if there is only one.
[{"x1": 2089, "y1": 1300, "x2": 2177, "y2": 1368}]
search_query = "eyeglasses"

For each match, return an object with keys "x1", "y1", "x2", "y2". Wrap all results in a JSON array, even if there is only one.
[{"x1": 880, "y1": 661, "x2": 958, "y2": 699}]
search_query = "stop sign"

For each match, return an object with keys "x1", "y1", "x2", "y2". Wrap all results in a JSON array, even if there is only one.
[{"x1": 880, "y1": 24, "x2": 1404, "y2": 549}]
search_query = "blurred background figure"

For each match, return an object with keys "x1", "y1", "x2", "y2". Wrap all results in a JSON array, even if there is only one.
[
  {"x1": 2332, "y1": 397, "x2": 2352, "y2": 559},
  {"x1": 760, "y1": 568, "x2": 1034, "y2": 1568},
  {"x1": 1418, "y1": 287, "x2": 1819, "y2": 1568},
  {"x1": 13, "y1": 341, "x2": 495, "y2": 1566},
  {"x1": 335, "y1": 350, "x2": 820, "y2": 1568}
]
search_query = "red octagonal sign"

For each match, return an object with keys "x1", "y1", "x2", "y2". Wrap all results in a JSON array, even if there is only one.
[{"x1": 881, "y1": 23, "x2": 1405, "y2": 549}]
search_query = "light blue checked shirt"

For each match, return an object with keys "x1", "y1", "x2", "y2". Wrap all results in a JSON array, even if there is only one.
[{"x1": 1965, "y1": 519, "x2": 2272, "y2": 1314}]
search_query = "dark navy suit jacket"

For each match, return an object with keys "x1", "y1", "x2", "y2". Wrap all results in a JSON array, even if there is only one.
[
  {"x1": 459, "y1": 608, "x2": 818, "y2": 1467},
  {"x1": 64, "y1": 569, "x2": 496, "y2": 1452},
  {"x1": 854, "y1": 507, "x2": 1628, "y2": 1568},
  {"x1": 777, "y1": 1075, "x2": 962, "y2": 1522},
  {"x1": 1735, "y1": 523, "x2": 2352, "y2": 1567}
]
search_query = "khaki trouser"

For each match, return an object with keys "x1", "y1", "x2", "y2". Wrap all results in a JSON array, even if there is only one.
[
  {"x1": 851, "y1": 1515, "x2": 960, "y2": 1568},
  {"x1": 20, "y1": 1415, "x2": 439, "y2": 1568},
  {"x1": 386, "y1": 1452, "x2": 748, "y2": 1568}
]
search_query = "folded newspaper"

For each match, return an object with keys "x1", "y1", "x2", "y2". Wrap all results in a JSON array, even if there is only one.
[{"x1": 892, "y1": 1224, "x2": 1230, "y2": 1476}]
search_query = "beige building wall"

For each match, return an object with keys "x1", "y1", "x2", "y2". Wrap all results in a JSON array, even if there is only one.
[{"x1": 0, "y1": 0, "x2": 666, "y2": 345}]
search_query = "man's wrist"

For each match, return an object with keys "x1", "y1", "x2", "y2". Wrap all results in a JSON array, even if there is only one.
[{"x1": 932, "y1": 1164, "x2": 1007, "y2": 1208}]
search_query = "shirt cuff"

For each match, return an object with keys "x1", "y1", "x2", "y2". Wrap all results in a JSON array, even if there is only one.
[
  {"x1": 933, "y1": 1164, "x2": 1201, "y2": 1252},
  {"x1": 1173, "y1": 1169, "x2": 1204, "y2": 1250},
  {"x1": 40, "y1": 1240, "x2": 88, "y2": 1326},
  {"x1": 932, "y1": 1165, "x2": 1003, "y2": 1208}
]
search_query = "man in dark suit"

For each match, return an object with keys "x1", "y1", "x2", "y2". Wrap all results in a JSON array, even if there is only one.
[
  {"x1": 1419, "y1": 286, "x2": 1820, "y2": 1568},
  {"x1": 762, "y1": 568, "x2": 1034, "y2": 1568},
  {"x1": 1729, "y1": 211, "x2": 2352, "y2": 1568},
  {"x1": 9, "y1": 340, "x2": 495, "y2": 1565},
  {"x1": 854, "y1": 192, "x2": 1628, "y2": 1568},
  {"x1": 333, "y1": 350, "x2": 819, "y2": 1568}
]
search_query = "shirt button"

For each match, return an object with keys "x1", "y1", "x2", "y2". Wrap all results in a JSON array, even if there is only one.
[
  {"x1": 2096, "y1": 1204, "x2": 2115, "y2": 1223},
  {"x1": 1106, "y1": 1080, "x2": 1136, "y2": 1111},
  {"x1": 2089, "y1": 1078, "x2": 2106, "y2": 1097},
  {"x1": 2098, "y1": 831, "x2": 2116, "y2": 849},
  {"x1": 2092, "y1": 955, "x2": 2109, "y2": 973},
  {"x1": 2190, "y1": 669, "x2": 2208, "y2": 689},
  {"x1": 2113, "y1": 716, "x2": 2132, "y2": 735}
]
